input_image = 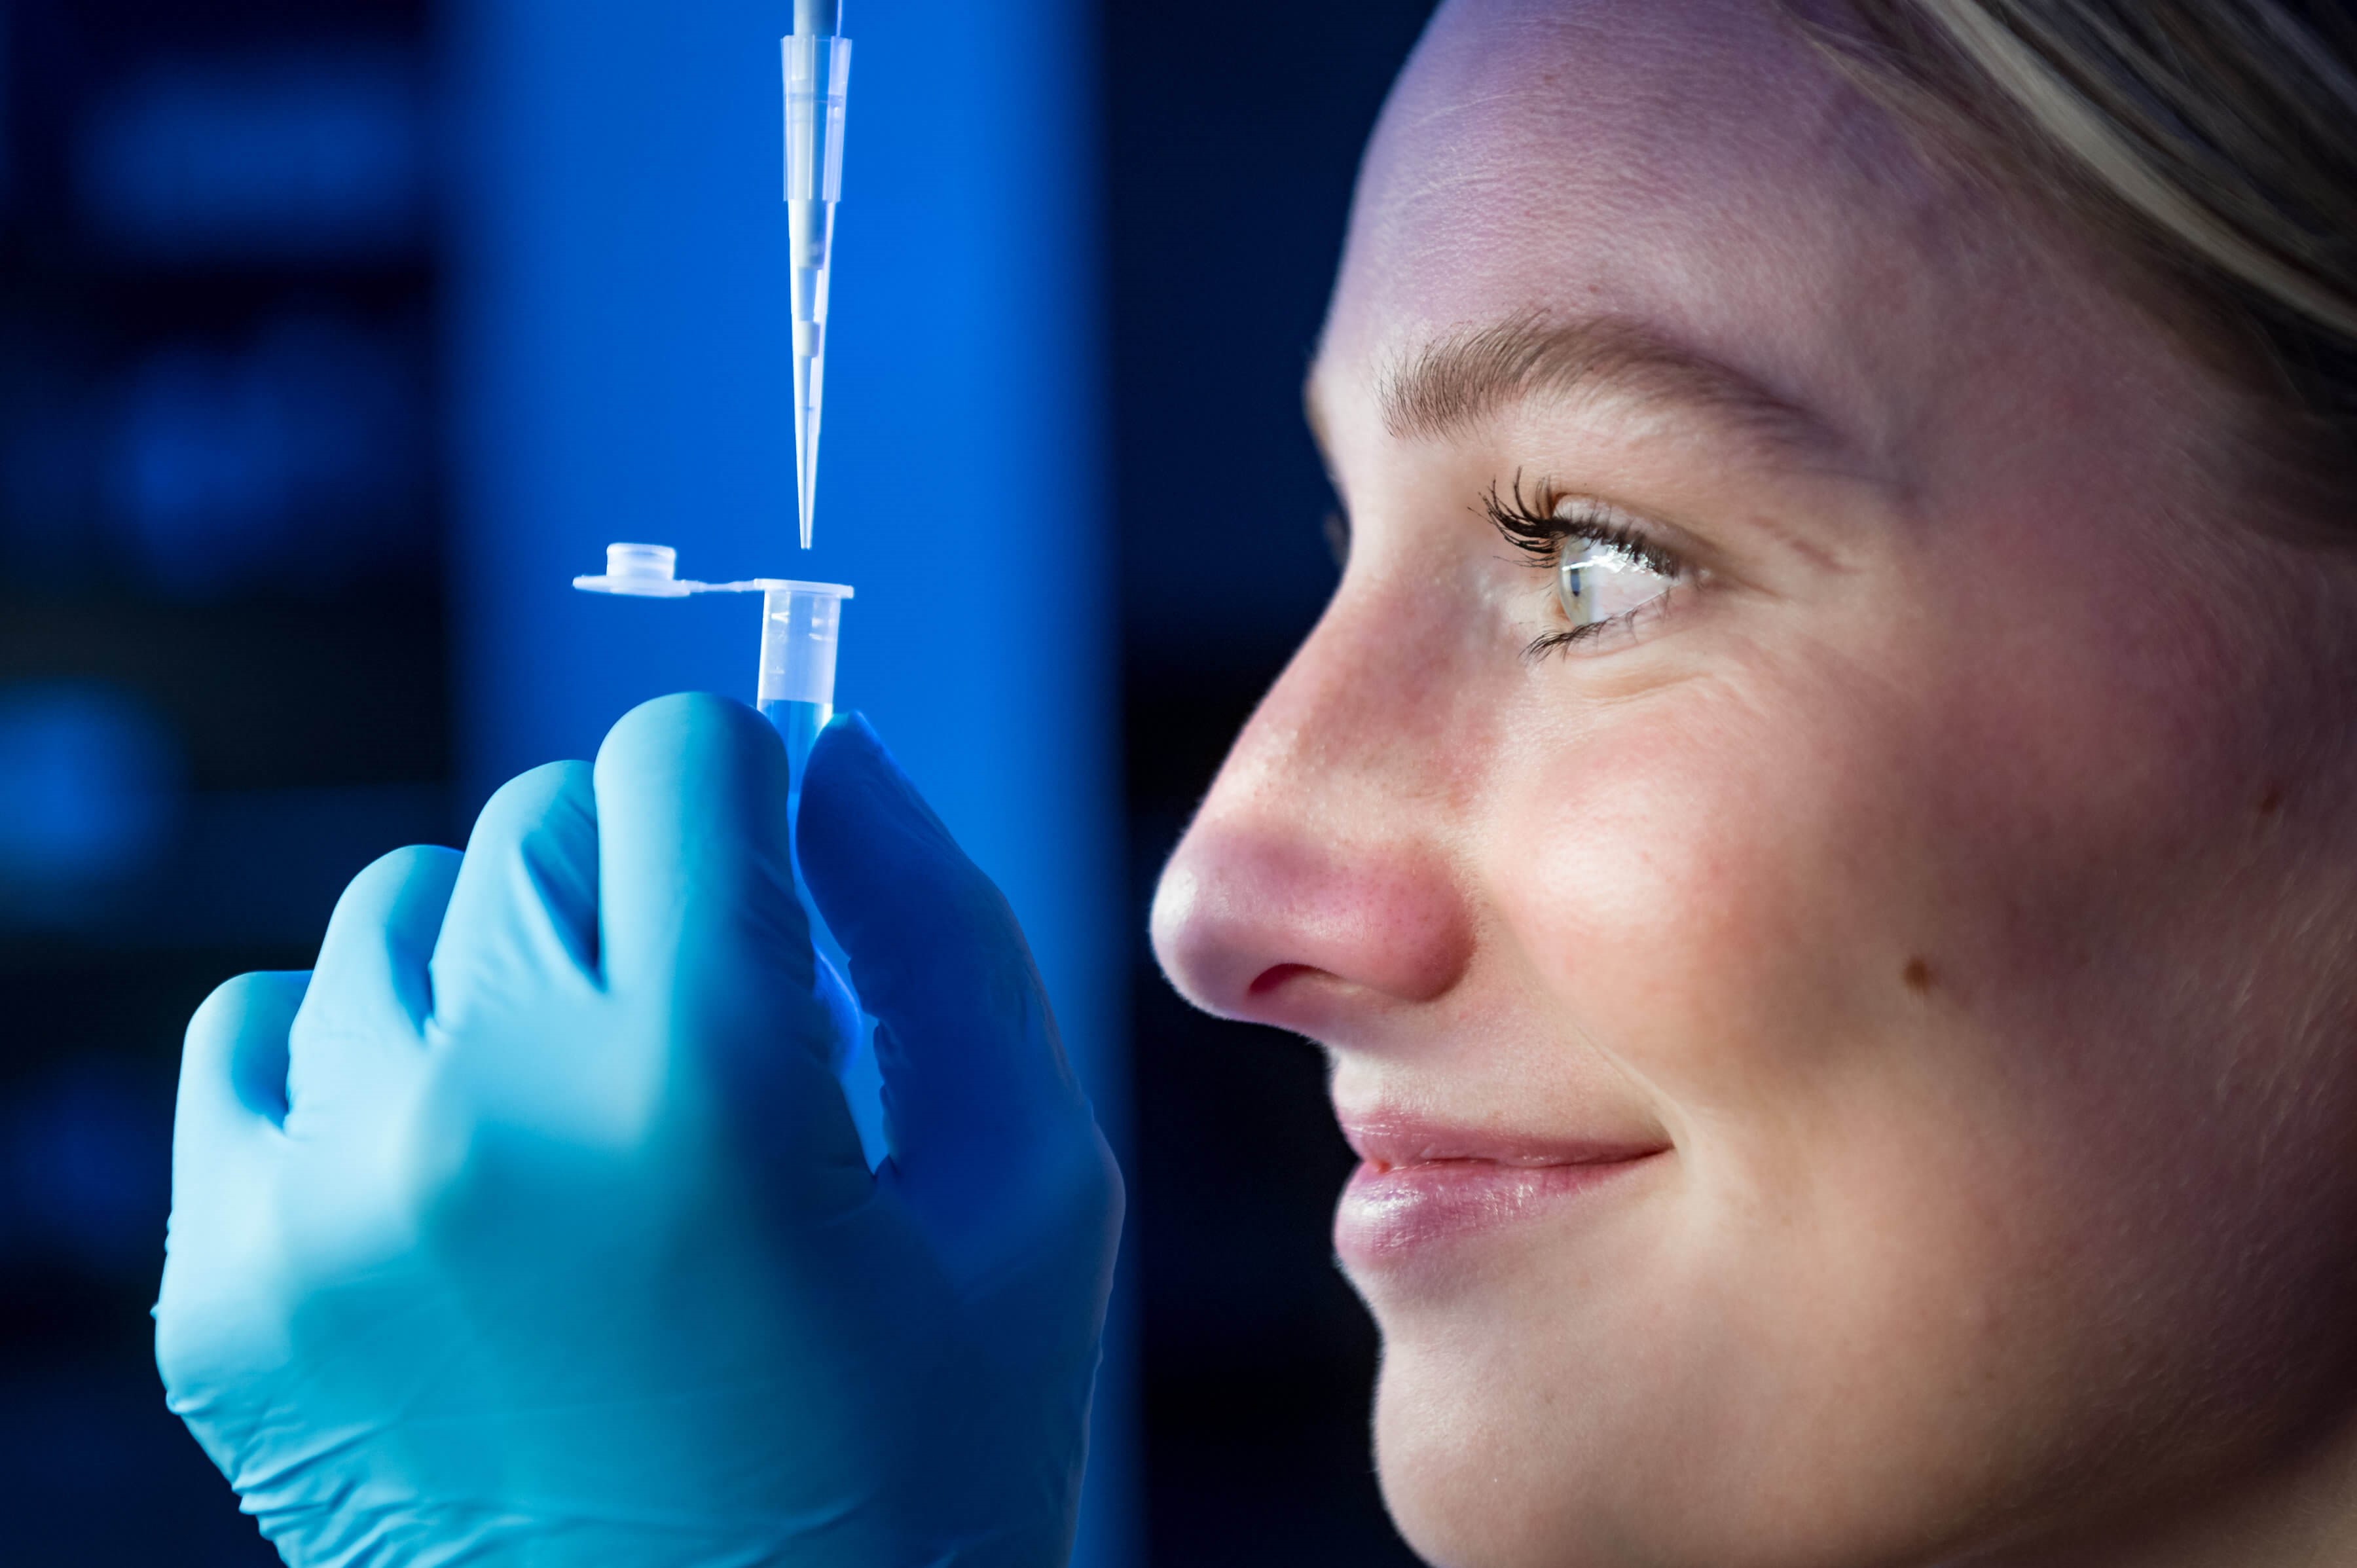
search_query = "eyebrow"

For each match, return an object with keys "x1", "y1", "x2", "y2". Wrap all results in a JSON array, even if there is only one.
[{"x1": 1342, "y1": 310, "x2": 1850, "y2": 466}]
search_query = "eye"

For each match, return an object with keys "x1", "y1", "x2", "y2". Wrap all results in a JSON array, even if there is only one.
[
  {"x1": 1556, "y1": 532, "x2": 1673, "y2": 630},
  {"x1": 1482, "y1": 474, "x2": 1690, "y2": 655}
]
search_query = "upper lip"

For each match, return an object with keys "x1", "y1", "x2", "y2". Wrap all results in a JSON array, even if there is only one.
[{"x1": 1338, "y1": 1110, "x2": 1670, "y2": 1172}]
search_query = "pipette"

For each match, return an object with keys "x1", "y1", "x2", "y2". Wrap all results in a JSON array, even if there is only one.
[{"x1": 786, "y1": 0, "x2": 852, "y2": 549}]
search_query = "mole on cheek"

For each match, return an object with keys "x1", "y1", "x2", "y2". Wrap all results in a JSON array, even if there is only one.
[
  {"x1": 1903, "y1": 957, "x2": 1935, "y2": 995},
  {"x1": 2257, "y1": 782, "x2": 2285, "y2": 818}
]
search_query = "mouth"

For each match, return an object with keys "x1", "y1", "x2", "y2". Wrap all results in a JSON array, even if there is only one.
[{"x1": 1333, "y1": 1112, "x2": 1670, "y2": 1267}]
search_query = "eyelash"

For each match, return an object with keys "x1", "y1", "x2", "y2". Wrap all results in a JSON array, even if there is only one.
[{"x1": 1482, "y1": 473, "x2": 1687, "y2": 657}]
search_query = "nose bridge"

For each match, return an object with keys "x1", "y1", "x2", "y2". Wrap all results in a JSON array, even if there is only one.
[
  {"x1": 1151, "y1": 577, "x2": 1483, "y2": 1022},
  {"x1": 1223, "y1": 580, "x2": 1475, "y2": 828}
]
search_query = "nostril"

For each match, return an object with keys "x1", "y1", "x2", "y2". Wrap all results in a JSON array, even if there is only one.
[{"x1": 1247, "y1": 962, "x2": 1321, "y2": 1000}]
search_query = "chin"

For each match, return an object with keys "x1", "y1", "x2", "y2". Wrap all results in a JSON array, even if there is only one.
[
  {"x1": 1364, "y1": 1324, "x2": 1994, "y2": 1568},
  {"x1": 1369, "y1": 1330, "x2": 1611, "y2": 1568}
]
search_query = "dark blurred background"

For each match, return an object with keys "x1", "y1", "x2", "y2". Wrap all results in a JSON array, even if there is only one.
[{"x1": 0, "y1": 0, "x2": 1433, "y2": 1562}]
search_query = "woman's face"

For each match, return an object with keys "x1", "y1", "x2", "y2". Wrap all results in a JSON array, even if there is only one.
[{"x1": 1151, "y1": 1, "x2": 2357, "y2": 1564}]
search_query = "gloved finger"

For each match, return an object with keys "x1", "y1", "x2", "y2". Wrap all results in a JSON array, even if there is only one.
[
  {"x1": 159, "y1": 970, "x2": 307, "y2": 1401},
  {"x1": 594, "y1": 693, "x2": 808, "y2": 994},
  {"x1": 798, "y1": 713, "x2": 1094, "y2": 1210},
  {"x1": 289, "y1": 844, "x2": 462, "y2": 1110},
  {"x1": 429, "y1": 761, "x2": 600, "y2": 1037},
  {"x1": 175, "y1": 970, "x2": 308, "y2": 1155},
  {"x1": 592, "y1": 694, "x2": 867, "y2": 1184}
]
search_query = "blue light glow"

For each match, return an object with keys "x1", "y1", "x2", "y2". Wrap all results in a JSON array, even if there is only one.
[
  {"x1": 0, "y1": 684, "x2": 183, "y2": 921},
  {"x1": 107, "y1": 316, "x2": 426, "y2": 597},
  {"x1": 77, "y1": 48, "x2": 427, "y2": 261}
]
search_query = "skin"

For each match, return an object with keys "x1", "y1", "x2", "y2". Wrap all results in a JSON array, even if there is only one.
[{"x1": 1148, "y1": 1, "x2": 2357, "y2": 1564}]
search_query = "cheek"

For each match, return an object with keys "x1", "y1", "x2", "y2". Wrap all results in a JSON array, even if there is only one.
[
  {"x1": 1482, "y1": 663, "x2": 1922, "y2": 1124},
  {"x1": 1480, "y1": 547, "x2": 2287, "y2": 1153}
]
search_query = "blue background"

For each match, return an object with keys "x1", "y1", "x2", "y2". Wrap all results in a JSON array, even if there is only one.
[{"x1": 0, "y1": 0, "x2": 1433, "y2": 1561}]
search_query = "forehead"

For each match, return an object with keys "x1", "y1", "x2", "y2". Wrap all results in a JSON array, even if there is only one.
[{"x1": 1317, "y1": 0, "x2": 2004, "y2": 463}]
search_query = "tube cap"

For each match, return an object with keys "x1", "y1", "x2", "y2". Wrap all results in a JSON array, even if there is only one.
[{"x1": 574, "y1": 542, "x2": 852, "y2": 601}]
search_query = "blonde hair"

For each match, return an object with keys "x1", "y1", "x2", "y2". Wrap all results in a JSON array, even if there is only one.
[{"x1": 1806, "y1": 1, "x2": 2357, "y2": 526}]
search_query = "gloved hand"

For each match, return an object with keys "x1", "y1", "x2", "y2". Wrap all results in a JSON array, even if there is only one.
[{"x1": 155, "y1": 693, "x2": 1123, "y2": 1568}]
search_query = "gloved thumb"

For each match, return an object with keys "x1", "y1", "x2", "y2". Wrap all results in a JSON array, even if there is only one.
[{"x1": 797, "y1": 714, "x2": 1101, "y2": 1237}]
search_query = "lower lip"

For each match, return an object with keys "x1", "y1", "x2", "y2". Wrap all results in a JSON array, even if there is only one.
[{"x1": 1334, "y1": 1154, "x2": 1664, "y2": 1267}]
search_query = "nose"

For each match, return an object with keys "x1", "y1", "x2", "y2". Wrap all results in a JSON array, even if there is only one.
[{"x1": 1150, "y1": 590, "x2": 1478, "y2": 1032}]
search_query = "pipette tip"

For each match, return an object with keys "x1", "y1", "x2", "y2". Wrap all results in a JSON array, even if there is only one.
[{"x1": 794, "y1": 377, "x2": 822, "y2": 550}]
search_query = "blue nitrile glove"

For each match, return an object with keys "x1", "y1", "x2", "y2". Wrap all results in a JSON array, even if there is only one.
[{"x1": 155, "y1": 693, "x2": 1123, "y2": 1568}]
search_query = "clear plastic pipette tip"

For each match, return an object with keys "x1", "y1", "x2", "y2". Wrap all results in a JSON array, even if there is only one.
[
  {"x1": 794, "y1": 338, "x2": 822, "y2": 550},
  {"x1": 786, "y1": 0, "x2": 848, "y2": 551}
]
